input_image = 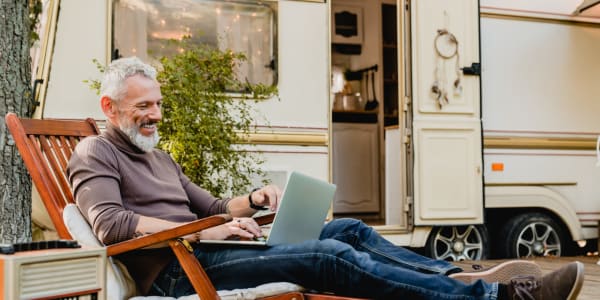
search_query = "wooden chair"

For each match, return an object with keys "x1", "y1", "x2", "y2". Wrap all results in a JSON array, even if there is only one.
[{"x1": 5, "y1": 112, "x2": 365, "y2": 300}]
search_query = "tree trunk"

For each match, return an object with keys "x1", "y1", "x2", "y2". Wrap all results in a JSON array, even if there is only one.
[{"x1": 0, "y1": 0, "x2": 33, "y2": 243}]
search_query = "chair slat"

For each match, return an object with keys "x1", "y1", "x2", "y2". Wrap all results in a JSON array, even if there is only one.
[
  {"x1": 60, "y1": 136, "x2": 75, "y2": 158},
  {"x1": 38, "y1": 135, "x2": 73, "y2": 204},
  {"x1": 48, "y1": 135, "x2": 69, "y2": 172}
]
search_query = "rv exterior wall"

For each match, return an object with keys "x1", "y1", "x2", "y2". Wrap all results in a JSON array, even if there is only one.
[{"x1": 42, "y1": 0, "x2": 107, "y2": 119}]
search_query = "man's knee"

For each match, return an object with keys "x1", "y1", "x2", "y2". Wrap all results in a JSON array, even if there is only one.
[
  {"x1": 320, "y1": 218, "x2": 368, "y2": 239},
  {"x1": 334, "y1": 218, "x2": 365, "y2": 227},
  {"x1": 309, "y1": 238, "x2": 355, "y2": 256}
]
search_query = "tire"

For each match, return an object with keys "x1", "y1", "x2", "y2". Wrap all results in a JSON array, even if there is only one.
[
  {"x1": 425, "y1": 225, "x2": 489, "y2": 261},
  {"x1": 499, "y1": 212, "x2": 567, "y2": 258}
]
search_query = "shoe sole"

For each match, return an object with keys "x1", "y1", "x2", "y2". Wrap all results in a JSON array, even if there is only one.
[
  {"x1": 566, "y1": 261, "x2": 585, "y2": 300},
  {"x1": 449, "y1": 260, "x2": 542, "y2": 284}
]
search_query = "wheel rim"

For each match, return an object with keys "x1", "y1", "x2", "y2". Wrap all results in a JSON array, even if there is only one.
[
  {"x1": 515, "y1": 222, "x2": 561, "y2": 257},
  {"x1": 431, "y1": 225, "x2": 484, "y2": 261}
]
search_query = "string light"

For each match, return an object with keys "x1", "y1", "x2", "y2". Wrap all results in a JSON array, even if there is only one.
[{"x1": 116, "y1": 0, "x2": 274, "y2": 84}]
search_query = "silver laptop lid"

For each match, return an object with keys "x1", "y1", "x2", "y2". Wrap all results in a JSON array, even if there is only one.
[{"x1": 266, "y1": 171, "x2": 336, "y2": 245}]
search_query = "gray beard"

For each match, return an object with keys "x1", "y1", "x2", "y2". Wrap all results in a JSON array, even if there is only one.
[{"x1": 120, "y1": 123, "x2": 160, "y2": 152}]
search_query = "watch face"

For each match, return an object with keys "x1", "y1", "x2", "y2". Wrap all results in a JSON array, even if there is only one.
[{"x1": 434, "y1": 30, "x2": 458, "y2": 59}]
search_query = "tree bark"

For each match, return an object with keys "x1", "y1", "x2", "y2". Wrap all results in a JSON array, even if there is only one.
[{"x1": 0, "y1": 0, "x2": 33, "y2": 243}]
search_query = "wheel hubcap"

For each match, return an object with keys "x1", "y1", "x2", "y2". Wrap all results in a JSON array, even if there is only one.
[
  {"x1": 533, "y1": 242, "x2": 545, "y2": 255},
  {"x1": 516, "y1": 222, "x2": 561, "y2": 257},
  {"x1": 453, "y1": 240, "x2": 465, "y2": 253},
  {"x1": 432, "y1": 225, "x2": 484, "y2": 261}
]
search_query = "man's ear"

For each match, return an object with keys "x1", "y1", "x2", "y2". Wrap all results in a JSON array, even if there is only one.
[{"x1": 101, "y1": 96, "x2": 116, "y2": 118}]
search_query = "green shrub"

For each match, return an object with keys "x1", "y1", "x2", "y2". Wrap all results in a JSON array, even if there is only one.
[{"x1": 157, "y1": 38, "x2": 277, "y2": 197}]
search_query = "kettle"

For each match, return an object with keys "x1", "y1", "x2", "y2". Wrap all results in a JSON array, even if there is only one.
[{"x1": 342, "y1": 93, "x2": 362, "y2": 111}]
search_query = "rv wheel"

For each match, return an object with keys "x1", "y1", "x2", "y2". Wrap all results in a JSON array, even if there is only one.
[
  {"x1": 499, "y1": 213, "x2": 566, "y2": 258},
  {"x1": 425, "y1": 225, "x2": 489, "y2": 261}
]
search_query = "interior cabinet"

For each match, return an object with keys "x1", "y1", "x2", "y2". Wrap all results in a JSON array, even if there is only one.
[{"x1": 332, "y1": 122, "x2": 380, "y2": 213}]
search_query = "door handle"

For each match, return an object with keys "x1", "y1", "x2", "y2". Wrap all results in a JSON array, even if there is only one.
[{"x1": 461, "y1": 62, "x2": 481, "y2": 76}]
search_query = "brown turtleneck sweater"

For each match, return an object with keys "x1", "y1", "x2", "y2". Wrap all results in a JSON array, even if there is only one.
[{"x1": 67, "y1": 123, "x2": 230, "y2": 294}]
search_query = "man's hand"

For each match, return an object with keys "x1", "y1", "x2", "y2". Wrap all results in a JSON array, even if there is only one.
[
  {"x1": 250, "y1": 185, "x2": 282, "y2": 212},
  {"x1": 195, "y1": 217, "x2": 262, "y2": 241},
  {"x1": 226, "y1": 184, "x2": 282, "y2": 217}
]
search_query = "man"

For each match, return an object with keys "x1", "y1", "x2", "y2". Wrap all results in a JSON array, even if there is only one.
[{"x1": 68, "y1": 57, "x2": 584, "y2": 299}]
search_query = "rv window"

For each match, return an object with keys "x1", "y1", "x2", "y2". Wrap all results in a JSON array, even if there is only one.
[{"x1": 113, "y1": 0, "x2": 277, "y2": 87}]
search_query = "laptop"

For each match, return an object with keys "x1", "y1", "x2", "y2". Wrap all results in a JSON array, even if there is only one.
[{"x1": 199, "y1": 171, "x2": 336, "y2": 246}]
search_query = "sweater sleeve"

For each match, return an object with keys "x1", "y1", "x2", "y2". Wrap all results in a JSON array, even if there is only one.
[
  {"x1": 67, "y1": 137, "x2": 140, "y2": 245},
  {"x1": 170, "y1": 159, "x2": 231, "y2": 217},
  {"x1": 183, "y1": 181, "x2": 231, "y2": 217}
]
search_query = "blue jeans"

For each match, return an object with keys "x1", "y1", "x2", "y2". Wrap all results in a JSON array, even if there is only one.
[{"x1": 150, "y1": 218, "x2": 498, "y2": 299}]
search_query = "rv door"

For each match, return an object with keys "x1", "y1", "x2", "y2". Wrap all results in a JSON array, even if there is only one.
[{"x1": 407, "y1": 0, "x2": 483, "y2": 225}]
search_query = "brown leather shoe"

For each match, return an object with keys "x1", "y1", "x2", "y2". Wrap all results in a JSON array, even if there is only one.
[
  {"x1": 450, "y1": 260, "x2": 542, "y2": 284},
  {"x1": 507, "y1": 261, "x2": 584, "y2": 300}
]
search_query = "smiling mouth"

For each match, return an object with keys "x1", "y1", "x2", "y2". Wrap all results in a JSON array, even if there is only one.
[{"x1": 140, "y1": 121, "x2": 157, "y2": 129}]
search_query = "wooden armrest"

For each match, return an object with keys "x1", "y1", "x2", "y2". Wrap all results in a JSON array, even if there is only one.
[
  {"x1": 106, "y1": 214, "x2": 231, "y2": 256},
  {"x1": 254, "y1": 212, "x2": 276, "y2": 226},
  {"x1": 106, "y1": 213, "x2": 275, "y2": 256}
]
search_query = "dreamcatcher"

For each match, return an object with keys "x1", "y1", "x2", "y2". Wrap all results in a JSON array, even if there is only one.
[{"x1": 431, "y1": 28, "x2": 462, "y2": 109}]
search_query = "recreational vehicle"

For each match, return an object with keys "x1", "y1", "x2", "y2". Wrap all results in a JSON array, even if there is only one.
[{"x1": 29, "y1": 0, "x2": 600, "y2": 260}]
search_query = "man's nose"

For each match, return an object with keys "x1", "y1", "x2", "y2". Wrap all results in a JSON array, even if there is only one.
[{"x1": 148, "y1": 103, "x2": 162, "y2": 120}]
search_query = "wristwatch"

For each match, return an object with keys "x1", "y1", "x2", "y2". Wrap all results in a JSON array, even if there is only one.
[{"x1": 249, "y1": 187, "x2": 268, "y2": 210}]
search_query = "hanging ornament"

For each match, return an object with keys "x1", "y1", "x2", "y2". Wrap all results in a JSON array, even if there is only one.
[{"x1": 431, "y1": 29, "x2": 462, "y2": 109}]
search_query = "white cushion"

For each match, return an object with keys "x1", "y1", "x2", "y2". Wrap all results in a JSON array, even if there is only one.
[
  {"x1": 63, "y1": 204, "x2": 304, "y2": 300},
  {"x1": 130, "y1": 282, "x2": 304, "y2": 300},
  {"x1": 217, "y1": 282, "x2": 304, "y2": 300},
  {"x1": 63, "y1": 204, "x2": 138, "y2": 300}
]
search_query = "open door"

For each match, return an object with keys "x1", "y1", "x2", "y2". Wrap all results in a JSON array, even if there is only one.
[{"x1": 407, "y1": 0, "x2": 483, "y2": 226}]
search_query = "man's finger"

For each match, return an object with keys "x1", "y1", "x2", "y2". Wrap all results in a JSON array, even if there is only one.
[
  {"x1": 243, "y1": 219, "x2": 263, "y2": 236},
  {"x1": 232, "y1": 225, "x2": 254, "y2": 238}
]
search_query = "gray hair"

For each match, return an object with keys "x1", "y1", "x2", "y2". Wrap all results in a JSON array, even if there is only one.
[{"x1": 100, "y1": 56, "x2": 157, "y2": 102}]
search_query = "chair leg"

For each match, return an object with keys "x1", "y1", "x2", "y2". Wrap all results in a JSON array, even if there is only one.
[{"x1": 168, "y1": 239, "x2": 220, "y2": 300}]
